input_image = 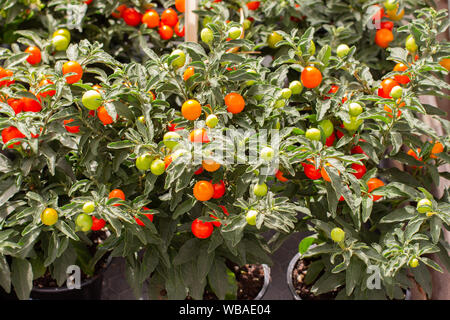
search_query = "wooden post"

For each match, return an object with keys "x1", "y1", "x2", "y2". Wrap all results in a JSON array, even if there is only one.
[{"x1": 185, "y1": 0, "x2": 199, "y2": 43}]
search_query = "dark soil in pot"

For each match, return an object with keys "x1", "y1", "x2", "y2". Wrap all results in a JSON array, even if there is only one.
[{"x1": 291, "y1": 257, "x2": 340, "y2": 300}]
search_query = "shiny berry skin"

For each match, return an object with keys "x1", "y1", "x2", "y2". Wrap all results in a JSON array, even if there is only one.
[{"x1": 191, "y1": 219, "x2": 213, "y2": 239}]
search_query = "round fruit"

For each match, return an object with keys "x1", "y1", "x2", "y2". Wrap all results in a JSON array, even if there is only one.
[
  {"x1": 301, "y1": 66, "x2": 322, "y2": 89},
  {"x1": 76, "y1": 213, "x2": 93, "y2": 232},
  {"x1": 347, "y1": 102, "x2": 363, "y2": 117},
  {"x1": 193, "y1": 181, "x2": 214, "y2": 201},
  {"x1": 380, "y1": 78, "x2": 399, "y2": 98},
  {"x1": 91, "y1": 216, "x2": 106, "y2": 231},
  {"x1": 409, "y1": 258, "x2": 419, "y2": 268},
  {"x1": 384, "y1": 0, "x2": 398, "y2": 10},
  {"x1": 53, "y1": 28, "x2": 71, "y2": 42},
  {"x1": 170, "y1": 49, "x2": 186, "y2": 69},
  {"x1": 159, "y1": 25, "x2": 174, "y2": 40},
  {"x1": 393, "y1": 63, "x2": 410, "y2": 84},
  {"x1": 183, "y1": 66, "x2": 195, "y2": 81},
  {"x1": 289, "y1": 81, "x2": 303, "y2": 94},
  {"x1": 405, "y1": 35, "x2": 418, "y2": 53},
  {"x1": 82, "y1": 90, "x2": 102, "y2": 110},
  {"x1": 253, "y1": 183, "x2": 268, "y2": 197},
  {"x1": 142, "y1": 10, "x2": 160, "y2": 28},
  {"x1": 161, "y1": 8, "x2": 178, "y2": 27},
  {"x1": 122, "y1": 8, "x2": 142, "y2": 26},
  {"x1": 228, "y1": 27, "x2": 241, "y2": 40},
  {"x1": 302, "y1": 160, "x2": 322, "y2": 180},
  {"x1": 417, "y1": 198, "x2": 432, "y2": 214},
  {"x1": 135, "y1": 207, "x2": 154, "y2": 226},
  {"x1": 390, "y1": 86, "x2": 403, "y2": 99},
  {"x1": 175, "y1": 0, "x2": 185, "y2": 12},
  {"x1": 7, "y1": 98, "x2": 23, "y2": 114},
  {"x1": 247, "y1": 1, "x2": 260, "y2": 10},
  {"x1": 281, "y1": 88, "x2": 292, "y2": 99},
  {"x1": 2, "y1": 126, "x2": 25, "y2": 148},
  {"x1": 150, "y1": 159, "x2": 166, "y2": 175},
  {"x1": 274, "y1": 99, "x2": 285, "y2": 108},
  {"x1": 41, "y1": 208, "x2": 58, "y2": 226},
  {"x1": 267, "y1": 31, "x2": 283, "y2": 49},
  {"x1": 212, "y1": 180, "x2": 226, "y2": 199},
  {"x1": 97, "y1": 106, "x2": 115, "y2": 125},
  {"x1": 343, "y1": 116, "x2": 363, "y2": 132},
  {"x1": 431, "y1": 141, "x2": 444, "y2": 155},
  {"x1": 325, "y1": 132, "x2": 335, "y2": 147},
  {"x1": 202, "y1": 159, "x2": 221, "y2": 172},
  {"x1": 331, "y1": 227, "x2": 345, "y2": 243},
  {"x1": 275, "y1": 170, "x2": 289, "y2": 182},
  {"x1": 225, "y1": 92, "x2": 245, "y2": 114},
  {"x1": 189, "y1": 128, "x2": 210, "y2": 143},
  {"x1": 243, "y1": 19, "x2": 251, "y2": 30},
  {"x1": 191, "y1": 219, "x2": 213, "y2": 239},
  {"x1": 38, "y1": 79, "x2": 56, "y2": 98},
  {"x1": 386, "y1": 7, "x2": 404, "y2": 21},
  {"x1": 206, "y1": 114, "x2": 219, "y2": 128},
  {"x1": 201, "y1": 28, "x2": 214, "y2": 43},
  {"x1": 62, "y1": 61, "x2": 83, "y2": 84},
  {"x1": 305, "y1": 128, "x2": 321, "y2": 141},
  {"x1": 336, "y1": 44, "x2": 350, "y2": 57},
  {"x1": 367, "y1": 178, "x2": 384, "y2": 201},
  {"x1": 163, "y1": 132, "x2": 180, "y2": 149},
  {"x1": 52, "y1": 35, "x2": 70, "y2": 51},
  {"x1": 109, "y1": 189, "x2": 125, "y2": 203},
  {"x1": 246, "y1": 210, "x2": 258, "y2": 225},
  {"x1": 375, "y1": 28, "x2": 393, "y2": 48},
  {"x1": 318, "y1": 119, "x2": 334, "y2": 138},
  {"x1": 439, "y1": 58, "x2": 450, "y2": 71},
  {"x1": 22, "y1": 96, "x2": 42, "y2": 112},
  {"x1": 260, "y1": 146, "x2": 274, "y2": 161},
  {"x1": 112, "y1": 4, "x2": 127, "y2": 18},
  {"x1": 64, "y1": 119, "x2": 80, "y2": 133},
  {"x1": 181, "y1": 99, "x2": 202, "y2": 120},
  {"x1": 351, "y1": 163, "x2": 367, "y2": 179},
  {"x1": 136, "y1": 153, "x2": 153, "y2": 171},
  {"x1": 25, "y1": 46, "x2": 41, "y2": 65},
  {"x1": 82, "y1": 201, "x2": 95, "y2": 213}
]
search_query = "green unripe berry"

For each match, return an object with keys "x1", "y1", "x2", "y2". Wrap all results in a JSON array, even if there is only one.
[
  {"x1": 417, "y1": 198, "x2": 432, "y2": 214},
  {"x1": 331, "y1": 227, "x2": 345, "y2": 243}
]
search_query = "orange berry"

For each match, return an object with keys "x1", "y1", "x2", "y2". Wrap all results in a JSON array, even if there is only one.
[
  {"x1": 142, "y1": 10, "x2": 160, "y2": 28},
  {"x1": 375, "y1": 28, "x2": 393, "y2": 48},
  {"x1": 275, "y1": 169, "x2": 288, "y2": 182},
  {"x1": 224, "y1": 92, "x2": 245, "y2": 114},
  {"x1": 367, "y1": 178, "x2": 384, "y2": 201},
  {"x1": 183, "y1": 67, "x2": 195, "y2": 81},
  {"x1": 97, "y1": 106, "x2": 115, "y2": 125},
  {"x1": 193, "y1": 180, "x2": 214, "y2": 201},
  {"x1": 202, "y1": 159, "x2": 221, "y2": 172},
  {"x1": 393, "y1": 63, "x2": 410, "y2": 84},
  {"x1": 25, "y1": 46, "x2": 41, "y2": 65},
  {"x1": 175, "y1": 0, "x2": 185, "y2": 12},
  {"x1": 161, "y1": 8, "x2": 178, "y2": 27},
  {"x1": 62, "y1": 61, "x2": 83, "y2": 84},
  {"x1": 189, "y1": 128, "x2": 210, "y2": 143},
  {"x1": 181, "y1": 99, "x2": 202, "y2": 120},
  {"x1": 301, "y1": 66, "x2": 322, "y2": 89}
]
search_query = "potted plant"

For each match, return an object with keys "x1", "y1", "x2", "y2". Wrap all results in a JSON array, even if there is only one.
[{"x1": 273, "y1": 5, "x2": 449, "y2": 299}]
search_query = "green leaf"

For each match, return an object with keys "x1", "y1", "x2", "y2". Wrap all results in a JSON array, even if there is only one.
[
  {"x1": 11, "y1": 258, "x2": 33, "y2": 300},
  {"x1": 298, "y1": 236, "x2": 316, "y2": 255}
]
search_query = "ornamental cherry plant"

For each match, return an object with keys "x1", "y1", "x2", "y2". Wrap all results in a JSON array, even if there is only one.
[{"x1": 269, "y1": 7, "x2": 449, "y2": 299}]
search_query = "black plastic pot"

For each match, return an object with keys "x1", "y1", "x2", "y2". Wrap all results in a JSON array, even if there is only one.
[
  {"x1": 0, "y1": 256, "x2": 111, "y2": 300},
  {"x1": 287, "y1": 252, "x2": 411, "y2": 300},
  {"x1": 253, "y1": 264, "x2": 271, "y2": 300}
]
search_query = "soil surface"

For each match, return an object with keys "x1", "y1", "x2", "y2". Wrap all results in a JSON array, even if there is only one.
[
  {"x1": 184, "y1": 261, "x2": 266, "y2": 300},
  {"x1": 33, "y1": 230, "x2": 110, "y2": 289},
  {"x1": 292, "y1": 257, "x2": 339, "y2": 300}
]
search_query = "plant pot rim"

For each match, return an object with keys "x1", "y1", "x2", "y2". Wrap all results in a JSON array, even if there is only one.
[
  {"x1": 287, "y1": 252, "x2": 412, "y2": 300},
  {"x1": 253, "y1": 264, "x2": 271, "y2": 300},
  {"x1": 32, "y1": 254, "x2": 112, "y2": 294}
]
